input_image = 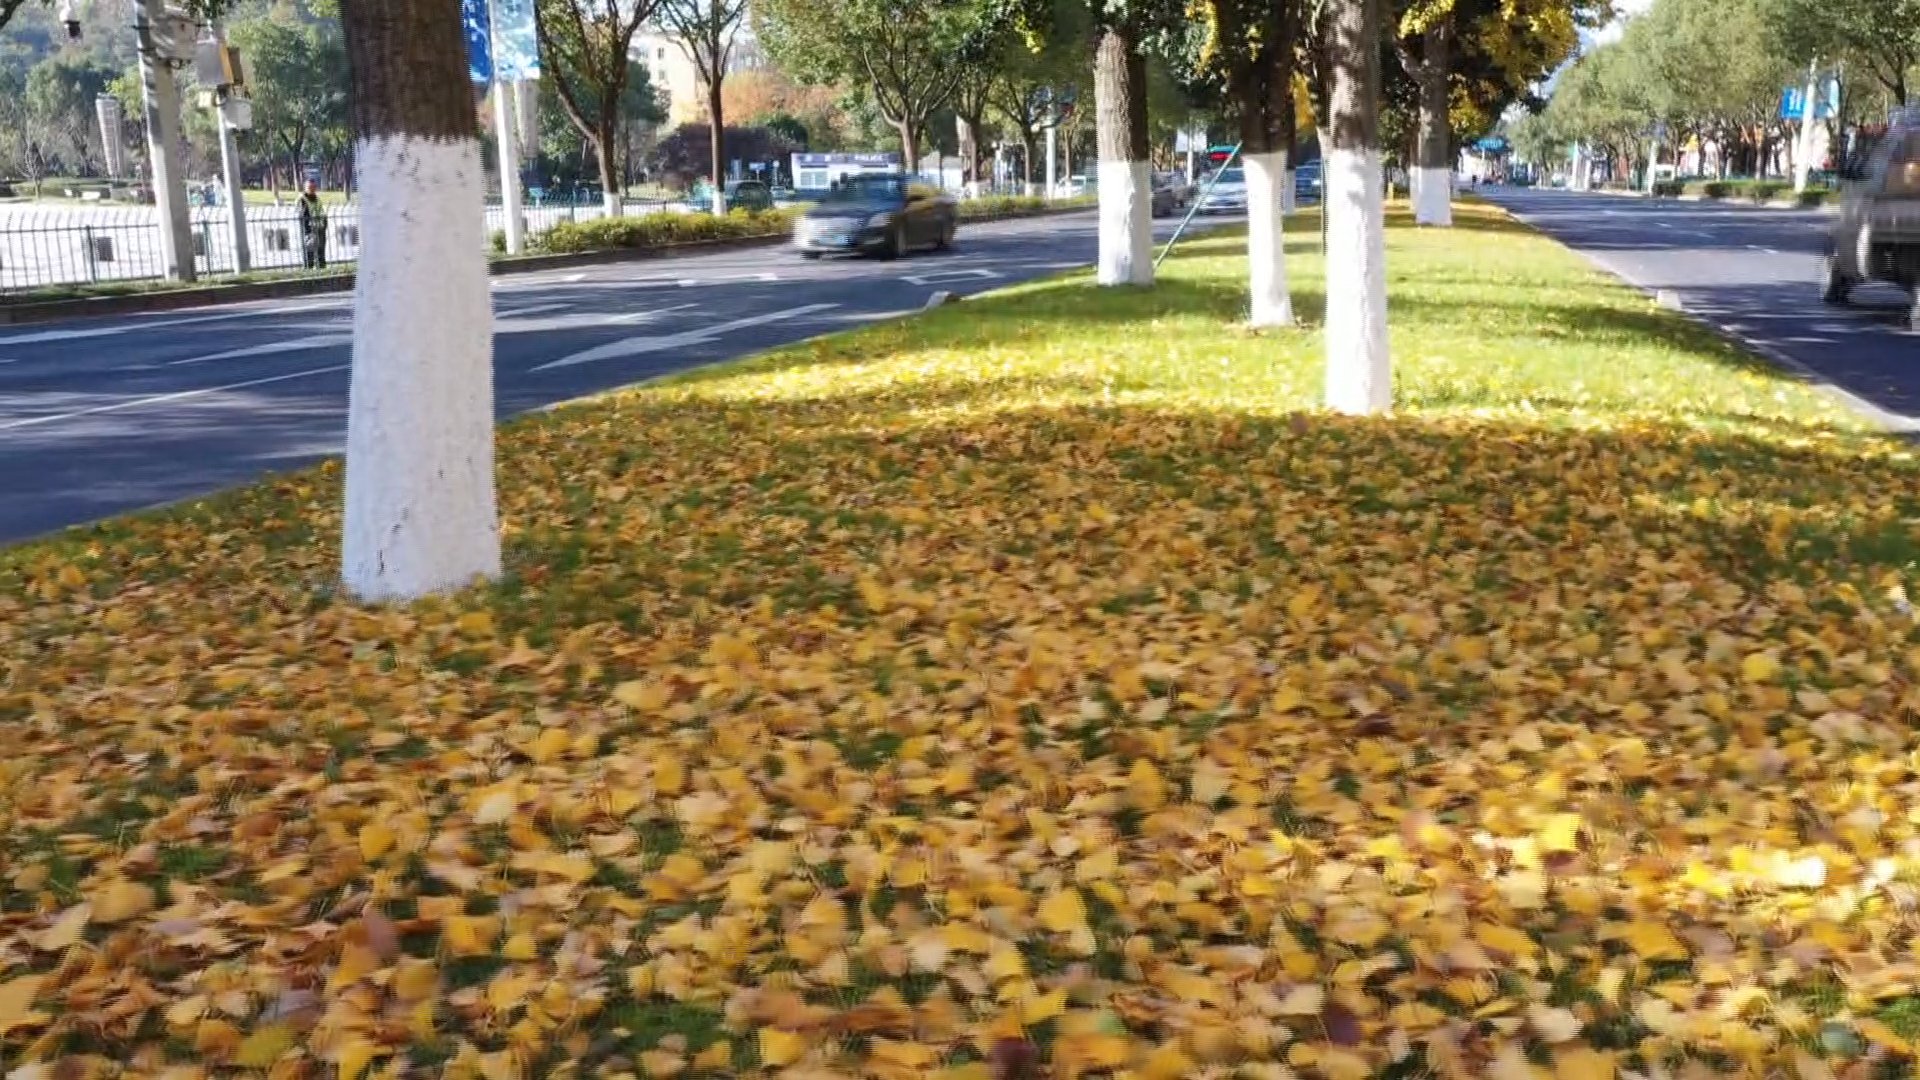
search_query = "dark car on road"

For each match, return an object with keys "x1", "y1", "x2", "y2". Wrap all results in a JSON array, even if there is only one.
[
  {"x1": 793, "y1": 175, "x2": 957, "y2": 258},
  {"x1": 1824, "y1": 114, "x2": 1920, "y2": 329}
]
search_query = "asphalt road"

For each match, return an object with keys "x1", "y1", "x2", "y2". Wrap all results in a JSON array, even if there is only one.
[
  {"x1": 0, "y1": 209, "x2": 1230, "y2": 544},
  {"x1": 1479, "y1": 187, "x2": 1919, "y2": 428}
]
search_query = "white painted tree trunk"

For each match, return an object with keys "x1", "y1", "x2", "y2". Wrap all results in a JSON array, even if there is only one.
[
  {"x1": 342, "y1": 136, "x2": 501, "y2": 601},
  {"x1": 1244, "y1": 149, "x2": 1292, "y2": 326},
  {"x1": 1097, "y1": 160, "x2": 1153, "y2": 286},
  {"x1": 1281, "y1": 167, "x2": 1298, "y2": 215},
  {"x1": 604, "y1": 190, "x2": 622, "y2": 218},
  {"x1": 1323, "y1": 146, "x2": 1391, "y2": 415},
  {"x1": 1413, "y1": 165, "x2": 1452, "y2": 225},
  {"x1": 712, "y1": 188, "x2": 726, "y2": 215}
]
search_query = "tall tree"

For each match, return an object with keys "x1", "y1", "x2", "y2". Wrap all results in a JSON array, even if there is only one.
[
  {"x1": 757, "y1": 0, "x2": 994, "y2": 171},
  {"x1": 987, "y1": 1, "x2": 1091, "y2": 193},
  {"x1": 537, "y1": 0, "x2": 662, "y2": 214},
  {"x1": 1194, "y1": 0, "x2": 1301, "y2": 323},
  {"x1": 1770, "y1": 0, "x2": 1919, "y2": 107},
  {"x1": 1322, "y1": 0, "x2": 1391, "y2": 413},
  {"x1": 952, "y1": 62, "x2": 998, "y2": 193},
  {"x1": 338, "y1": 0, "x2": 500, "y2": 600},
  {"x1": 1092, "y1": 16, "x2": 1152, "y2": 285},
  {"x1": 228, "y1": 12, "x2": 350, "y2": 192},
  {"x1": 657, "y1": 0, "x2": 747, "y2": 212},
  {"x1": 1395, "y1": 10, "x2": 1453, "y2": 224}
]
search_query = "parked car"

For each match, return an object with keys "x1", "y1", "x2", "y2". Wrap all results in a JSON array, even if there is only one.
[
  {"x1": 722, "y1": 180, "x2": 773, "y2": 213},
  {"x1": 1055, "y1": 175, "x2": 1096, "y2": 198},
  {"x1": 793, "y1": 175, "x2": 957, "y2": 258},
  {"x1": 1197, "y1": 166, "x2": 1248, "y2": 213},
  {"x1": 1823, "y1": 114, "x2": 1920, "y2": 329}
]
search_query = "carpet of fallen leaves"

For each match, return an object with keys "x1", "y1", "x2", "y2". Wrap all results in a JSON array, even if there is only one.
[{"x1": 5, "y1": 206, "x2": 1920, "y2": 1080}]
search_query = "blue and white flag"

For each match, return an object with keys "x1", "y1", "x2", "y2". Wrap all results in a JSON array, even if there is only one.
[{"x1": 492, "y1": 0, "x2": 542, "y2": 81}]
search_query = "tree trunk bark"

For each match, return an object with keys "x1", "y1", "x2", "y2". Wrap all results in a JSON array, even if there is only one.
[
  {"x1": 595, "y1": 119, "x2": 622, "y2": 216},
  {"x1": 1095, "y1": 26, "x2": 1151, "y2": 286},
  {"x1": 338, "y1": 0, "x2": 500, "y2": 601},
  {"x1": 1323, "y1": 0, "x2": 1391, "y2": 415},
  {"x1": 1243, "y1": 18, "x2": 1295, "y2": 326},
  {"x1": 709, "y1": 77, "x2": 726, "y2": 215},
  {"x1": 1021, "y1": 131, "x2": 1037, "y2": 192},
  {"x1": 1412, "y1": 23, "x2": 1452, "y2": 226},
  {"x1": 957, "y1": 114, "x2": 978, "y2": 195},
  {"x1": 897, "y1": 121, "x2": 919, "y2": 178}
]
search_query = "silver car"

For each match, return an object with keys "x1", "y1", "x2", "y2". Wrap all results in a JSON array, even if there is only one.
[
  {"x1": 1198, "y1": 167, "x2": 1248, "y2": 214},
  {"x1": 1824, "y1": 114, "x2": 1920, "y2": 329}
]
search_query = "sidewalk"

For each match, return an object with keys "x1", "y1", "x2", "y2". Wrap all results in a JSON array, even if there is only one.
[{"x1": 2, "y1": 204, "x2": 1917, "y2": 1078}]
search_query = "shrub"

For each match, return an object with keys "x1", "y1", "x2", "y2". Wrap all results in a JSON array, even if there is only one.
[
  {"x1": 535, "y1": 207, "x2": 797, "y2": 254},
  {"x1": 1702, "y1": 181, "x2": 1733, "y2": 199},
  {"x1": 1651, "y1": 180, "x2": 1684, "y2": 198},
  {"x1": 1796, "y1": 188, "x2": 1834, "y2": 207},
  {"x1": 1746, "y1": 180, "x2": 1789, "y2": 202}
]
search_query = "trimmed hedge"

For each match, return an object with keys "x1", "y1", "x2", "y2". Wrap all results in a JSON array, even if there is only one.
[
  {"x1": 1676, "y1": 178, "x2": 1827, "y2": 204},
  {"x1": 1651, "y1": 180, "x2": 1684, "y2": 197},
  {"x1": 958, "y1": 194, "x2": 1098, "y2": 218},
  {"x1": 536, "y1": 207, "x2": 798, "y2": 254}
]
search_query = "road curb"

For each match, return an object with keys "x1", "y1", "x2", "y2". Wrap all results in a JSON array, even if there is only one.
[
  {"x1": 1596, "y1": 188, "x2": 1834, "y2": 213},
  {"x1": 0, "y1": 206, "x2": 1097, "y2": 327}
]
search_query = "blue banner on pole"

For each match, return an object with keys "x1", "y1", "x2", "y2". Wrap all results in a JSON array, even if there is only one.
[
  {"x1": 462, "y1": 0, "x2": 493, "y2": 84},
  {"x1": 491, "y1": 0, "x2": 540, "y2": 81},
  {"x1": 1780, "y1": 82, "x2": 1837, "y2": 121}
]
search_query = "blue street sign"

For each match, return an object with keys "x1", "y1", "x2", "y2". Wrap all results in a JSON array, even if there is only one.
[
  {"x1": 462, "y1": 0, "x2": 493, "y2": 84},
  {"x1": 1780, "y1": 79, "x2": 1839, "y2": 121}
]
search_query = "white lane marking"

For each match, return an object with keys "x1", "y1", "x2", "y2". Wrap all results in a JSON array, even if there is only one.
[
  {"x1": 1747, "y1": 245, "x2": 1781, "y2": 254},
  {"x1": 533, "y1": 302, "x2": 838, "y2": 371},
  {"x1": 498, "y1": 301, "x2": 574, "y2": 319},
  {"x1": 609, "y1": 302, "x2": 700, "y2": 325},
  {"x1": 677, "y1": 272, "x2": 779, "y2": 287},
  {"x1": 0, "y1": 364, "x2": 349, "y2": 432},
  {"x1": 901, "y1": 268, "x2": 999, "y2": 286},
  {"x1": 169, "y1": 333, "x2": 352, "y2": 366},
  {"x1": 0, "y1": 326, "x2": 126, "y2": 346},
  {"x1": 0, "y1": 301, "x2": 345, "y2": 347}
]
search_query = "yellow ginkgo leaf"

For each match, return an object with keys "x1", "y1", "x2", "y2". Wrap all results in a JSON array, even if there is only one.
[
  {"x1": 92, "y1": 879, "x2": 155, "y2": 924},
  {"x1": 758, "y1": 1028, "x2": 807, "y2": 1067},
  {"x1": 443, "y1": 915, "x2": 501, "y2": 957},
  {"x1": 358, "y1": 822, "x2": 396, "y2": 862},
  {"x1": 0, "y1": 975, "x2": 47, "y2": 1034},
  {"x1": 1554, "y1": 1047, "x2": 1616, "y2": 1080},
  {"x1": 1622, "y1": 920, "x2": 1688, "y2": 962},
  {"x1": 1538, "y1": 813, "x2": 1584, "y2": 855},
  {"x1": 1038, "y1": 886, "x2": 1090, "y2": 935},
  {"x1": 37, "y1": 902, "x2": 91, "y2": 951},
  {"x1": 1741, "y1": 652, "x2": 1781, "y2": 683},
  {"x1": 614, "y1": 680, "x2": 673, "y2": 712}
]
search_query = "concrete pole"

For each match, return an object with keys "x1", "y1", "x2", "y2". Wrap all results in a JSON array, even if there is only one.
[
  {"x1": 135, "y1": 0, "x2": 194, "y2": 282},
  {"x1": 210, "y1": 21, "x2": 251, "y2": 273},
  {"x1": 488, "y1": 0, "x2": 525, "y2": 254},
  {"x1": 1793, "y1": 58, "x2": 1820, "y2": 194},
  {"x1": 1045, "y1": 124, "x2": 1058, "y2": 202},
  {"x1": 492, "y1": 83, "x2": 525, "y2": 253}
]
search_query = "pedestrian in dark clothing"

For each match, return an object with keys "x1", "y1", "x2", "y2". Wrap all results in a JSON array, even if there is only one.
[{"x1": 298, "y1": 180, "x2": 328, "y2": 269}]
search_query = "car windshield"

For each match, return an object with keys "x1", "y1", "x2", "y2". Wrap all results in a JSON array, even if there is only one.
[
  {"x1": 824, "y1": 176, "x2": 906, "y2": 202},
  {"x1": 1215, "y1": 168, "x2": 1246, "y2": 184}
]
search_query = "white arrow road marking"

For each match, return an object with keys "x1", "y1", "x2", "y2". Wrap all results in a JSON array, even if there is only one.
[
  {"x1": 0, "y1": 364, "x2": 349, "y2": 432},
  {"x1": 169, "y1": 333, "x2": 352, "y2": 365},
  {"x1": 900, "y1": 268, "x2": 998, "y2": 286},
  {"x1": 532, "y1": 303, "x2": 838, "y2": 371}
]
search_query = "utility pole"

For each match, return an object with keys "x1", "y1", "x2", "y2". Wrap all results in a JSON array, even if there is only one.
[
  {"x1": 210, "y1": 20, "x2": 251, "y2": 272},
  {"x1": 488, "y1": 0, "x2": 526, "y2": 254},
  {"x1": 1793, "y1": 58, "x2": 1820, "y2": 194},
  {"x1": 1045, "y1": 124, "x2": 1058, "y2": 202},
  {"x1": 134, "y1": 0, "x2": 195, "y2": 282}
]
